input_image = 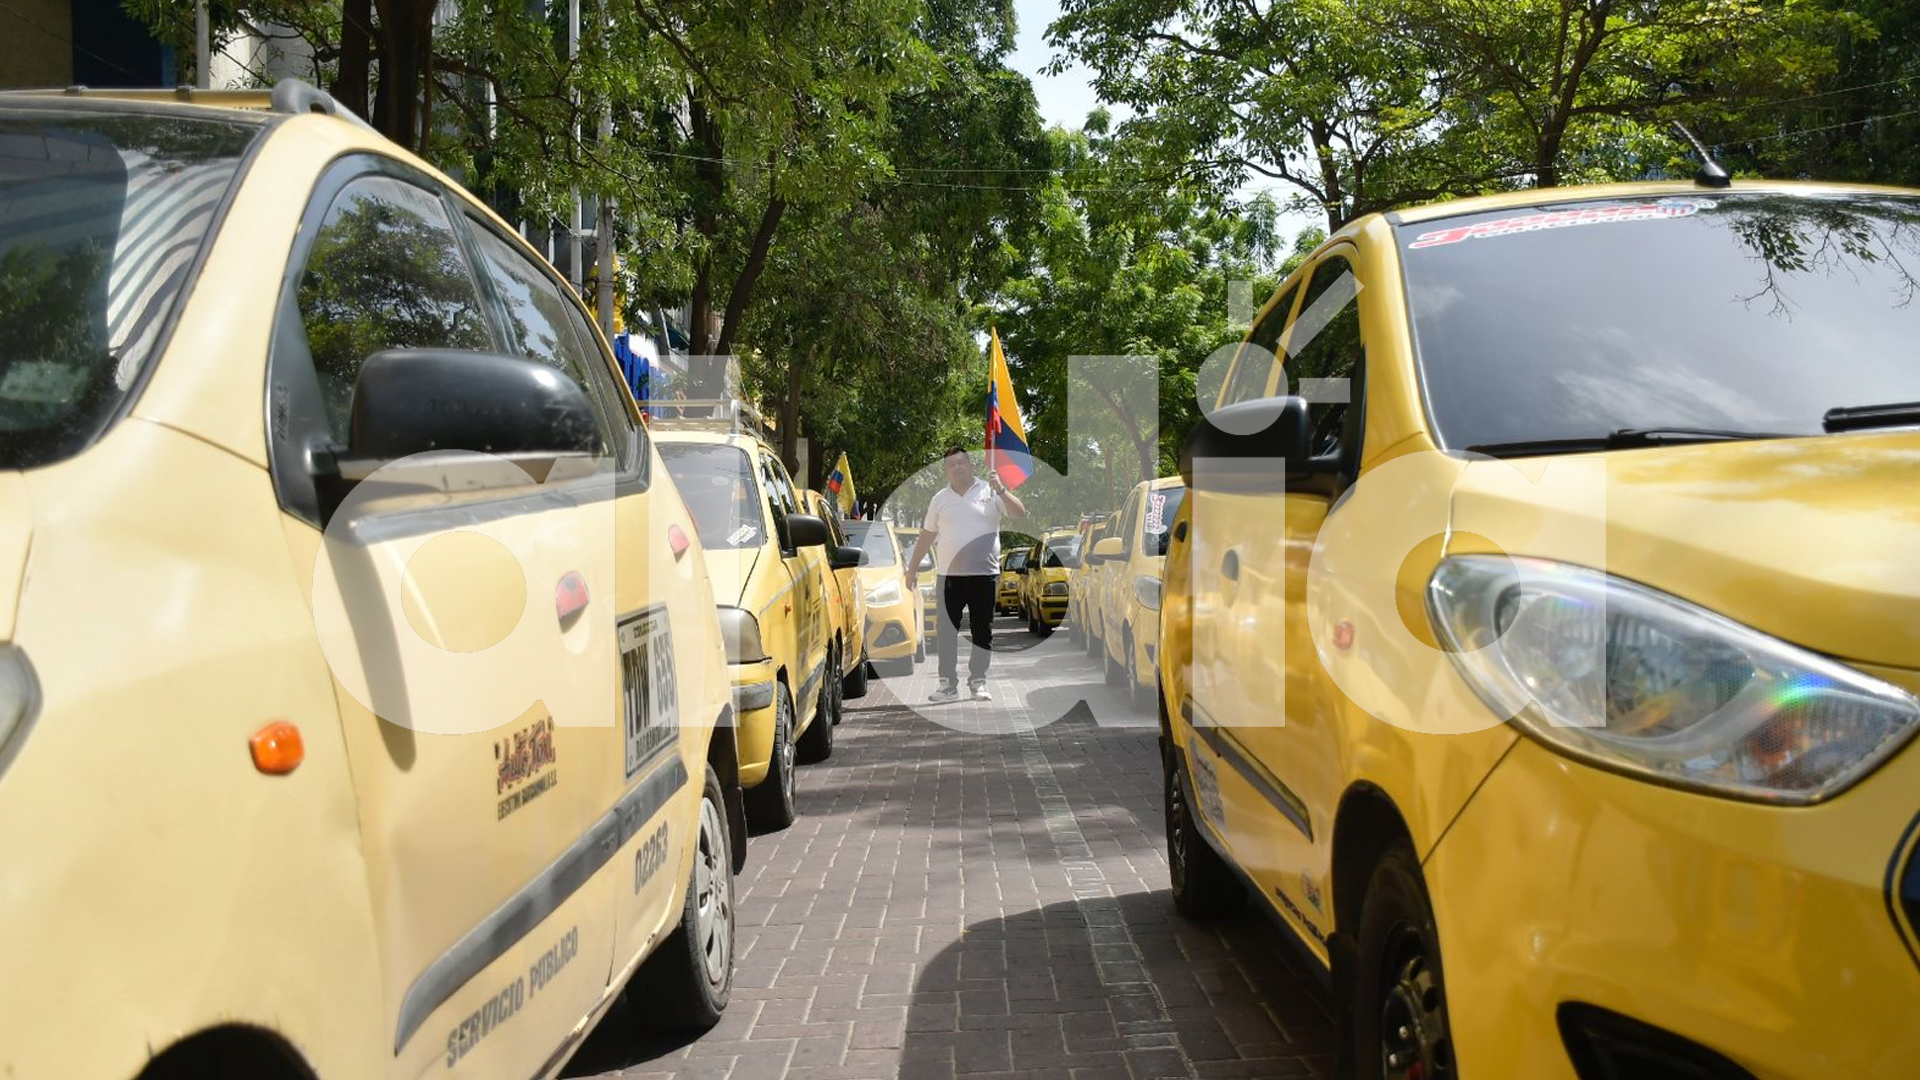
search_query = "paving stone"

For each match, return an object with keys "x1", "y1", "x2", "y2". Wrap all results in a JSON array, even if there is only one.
[{"x1": 564, "y1": 619, "x2": 1335, "y2": 1079}]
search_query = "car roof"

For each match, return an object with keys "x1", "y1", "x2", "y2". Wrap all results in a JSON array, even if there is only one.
[
  {"x1": 1385, "y1": 178, "x2": 1920, "y2": 226},
  {"x1": 653, "y1": 429, "x2": 760, "y2": 450}
]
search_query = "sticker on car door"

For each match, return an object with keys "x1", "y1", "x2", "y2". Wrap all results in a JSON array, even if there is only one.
[{"x1": 619, "y1": 607, "x2": 679, "y2": 779}]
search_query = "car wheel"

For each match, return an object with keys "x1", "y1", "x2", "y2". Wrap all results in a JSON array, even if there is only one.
[
  {"x1": 744, "y1": 687, "x2": 797, "y2": 831},
  {"x1": 1165, "y1": 745, "x2": 1242, "y2": 917},
  {"x1": 1127, "y1": 635, "x2": 1149, "y2": 709},
  {"x1": 1103, "y1": 635, "x2": 1123, "y2": 686},
  {"x1": 842, "y1": 649, "x2": 869, "y2": 703},
  {"x1": 628, "y1": 763, "x2": 735, "y2": 1031},
  {"x1": 798, "y1": 649, "x2": 837, "y2": 764},
  {"x1": 1351, "y1": 844, "x2": 1456, "y2": 1080},
  {"x1": 915, "y1": 639, "x2": 926, "y2": 664}
]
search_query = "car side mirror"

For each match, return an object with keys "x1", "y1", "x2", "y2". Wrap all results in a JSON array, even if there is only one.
[
  {"x1": 317, "y1": 349, "x2": 601, "y2": 516},
  {"x1": 830, "y1": 544, "x2": 862, "y2": 571},
  {"x1": 1179, "y1": 396, "x2": 1314, "y2": 493},
  {"x1": 1090, "y1": 537, "x2": 1124, "y2": 563},
  {"x1": 787, "y1": 513, "x2": 831, "y2": 548}
]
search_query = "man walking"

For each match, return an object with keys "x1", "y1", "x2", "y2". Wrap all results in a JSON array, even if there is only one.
[{"x1": 906, "y1": 446, "x2": 1028, "y2": 703}]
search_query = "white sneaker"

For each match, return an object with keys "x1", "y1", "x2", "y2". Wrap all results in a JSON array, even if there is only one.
[
  {"x1": 928, "y1": 682, "x2": 961, "y2": 704},
  {"x1": 969, "y1": 682, "x2": 991, "y2": 701}
]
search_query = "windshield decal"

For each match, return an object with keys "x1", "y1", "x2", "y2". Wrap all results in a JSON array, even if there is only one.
[
  {"x1": 1409, "y1": 199, "x2": 1710, "y2": 250},
  {"x1": 726, "y1": 524, "x2": 759, "y2": 546}
]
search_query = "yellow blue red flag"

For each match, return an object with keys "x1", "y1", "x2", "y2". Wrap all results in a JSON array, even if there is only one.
[
  {"x1": 985, "y1": 328, "x2": 1031, "y2": 488},
  {"x1": 827, "y1": 451, "x2": 858, "y2": 517}
]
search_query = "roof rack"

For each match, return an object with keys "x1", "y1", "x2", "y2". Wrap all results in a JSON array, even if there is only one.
[
  {"x1": 1, "y1": 79, "x2": 378, "y2": 135},
  {"x1": 647, "y1": 396, "x2": 778, "y2": 441}
]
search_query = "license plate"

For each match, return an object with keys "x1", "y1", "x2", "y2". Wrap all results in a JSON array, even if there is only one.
[{"x1": 619, "y1": 607, "x2": 679, "y2": 778}]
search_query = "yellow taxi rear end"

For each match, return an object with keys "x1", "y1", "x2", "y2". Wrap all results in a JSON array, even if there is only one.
[{"x1": 1159, "y1": 181, "x2": 1920, "y2": 1079}]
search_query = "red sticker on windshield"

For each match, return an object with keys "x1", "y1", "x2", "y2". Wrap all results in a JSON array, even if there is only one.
[{"x1": 1408, "y1": 200, "x2": 1707, "y2": 249}]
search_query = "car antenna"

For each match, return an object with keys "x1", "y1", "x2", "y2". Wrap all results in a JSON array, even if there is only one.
[{"x1": 1671, "y1": 121, "x2": 1731, "y2": 188}]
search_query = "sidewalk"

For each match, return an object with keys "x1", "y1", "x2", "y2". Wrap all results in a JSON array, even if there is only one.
[{"x1": 566, "y1": 618, "x2": 1337, "y2": 1079}]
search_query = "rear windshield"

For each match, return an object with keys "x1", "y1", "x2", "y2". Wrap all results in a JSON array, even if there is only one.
[
  {"x1": 657, "y1": 442, "x2": 765, "y2": 550},
  {"x1": 0, "y1": 109, "x2": 259, "y2": 469},
  {"x1": 1399, "y1": 193, "x2": 1920, "y2": 451},
  {"x1": 843, "y1": 521, "x2": 896, "y2": 566},
  {"x1": 1141, "y1": 486, "x2": 1185, "y2": 556}
]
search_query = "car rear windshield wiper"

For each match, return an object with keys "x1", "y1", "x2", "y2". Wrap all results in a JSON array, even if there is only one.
[
  {"x1": 1464, "y1": 427, "x2": 1791, "y2": 458},
  {"x1": 1822, "y1": 400, "x2": 1920, "y2": 433}
]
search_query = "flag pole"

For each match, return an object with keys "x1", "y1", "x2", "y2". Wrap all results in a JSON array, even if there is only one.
[{"x1": 986, "y1": 328, "x2": 997, "y2": 486}]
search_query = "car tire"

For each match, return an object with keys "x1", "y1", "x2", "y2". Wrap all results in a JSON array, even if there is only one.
[
  {"x1": 1103, "y1": 636, "x2": 1123, "y2": 686},
  {"x1": 1127, "y1": 634, "x2": 1149, "y2": 710},
  {"x1": 1350, "y1": 844, "x2": 1456, "y2": 1080},
  {"x1": 744, "y1": 687, "x2": 797, "y2": 832},
  {"x1": 915, "y1": 639, "x2": 926, "y2": 664},
  {"x1": 628, "y1": 763, "x2": 735, "y2": 1031},
  {"x1": 1165, "y1": 745, "x2": 1243, "y2": 917},
  {"x1": 842, "y1": 651, "x2": 869, "y2": 701},
  {"x1": 798, "y1": 650, "x2": 837, "y2": 764}
]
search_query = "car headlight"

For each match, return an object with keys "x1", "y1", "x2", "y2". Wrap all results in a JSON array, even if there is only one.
[
  {"x1": 714, "y1": 607, "x2": 767, "y2": 664},
  {"x1": 0, "y1": 647, "x2": 38, "y2": 777},
  {"x1": 1133, "y1": 575, "x2": 1162, "y2": 611},
  {"x1": 865, "y1": 579, "x2": 903, "y2": 606},
  {"x1": 1046, "y1": 582, "x2": 1068, "y2": 597},
  {"x1": 1427, "y1": 556, "x2": 1920, "y2": 804}
]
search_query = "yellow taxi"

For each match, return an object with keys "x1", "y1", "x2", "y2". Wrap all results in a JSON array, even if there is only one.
[
  {"x1": 1067, "y1": 514, "x2": 1111, "y2": 649},
  {"x1": 656, "y1": 428, "x2": 844, "y2": 832},
  {"x1": 845, "y1": 519, "x2": 924, "y2": 675},
  {"x1": 0, "y1": 84, "x2": 745, "y2": 1080},
  {"x1": 895, "y1": 526, "x2": 937, "y2": 638},
  {"x1": 1017, "y1": 527, "x2": 1079, "y2": 635},
  {"x1": 802, "y1": 489, "x2": 871, "y2": 702},
  {"x1": 1089, "y1": 477, "x2": 1186, "y2": 703},
  {"x1": 1161, "y1": 180, "x2": 1920, "y2": 1079},
  {"x1": 997, "y1": 545, "x2": 1030, "y2": 614}
]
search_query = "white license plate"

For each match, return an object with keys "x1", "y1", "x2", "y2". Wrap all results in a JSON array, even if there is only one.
[{"x1": 619, "y1": 608, "x2": 679, "y2": 778}]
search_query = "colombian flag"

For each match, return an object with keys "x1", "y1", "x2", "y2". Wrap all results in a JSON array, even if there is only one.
[
  {"x1": 827, "y1": 452, "x2": 858, "y2": 517},
  {"x1": 985, "y1": 328, "x2": 1032, "y2": 489}
]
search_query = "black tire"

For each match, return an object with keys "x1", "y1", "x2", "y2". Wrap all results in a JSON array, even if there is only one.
[
  {"x1": 1165, "y1": 745, "x2": 1243, "y2": 917},
  {"x1": 1103, "y1": 636, "x2": 1124, "y2": 686},
  {"x1": 628, "y1": 763, "x2": 735, "y2": 1031},
  {"x1": 914, "y1": 638, "x2": 926, "y2": 663},
  {"x1": 743, "y1": 687, "x2": 797, "y2": 831},
  {"x1": 798, "y1": 650, "x2": 837, "y2": 763},
  {"x1": 842, "y1": 650, "x2": 869, "y2": 702},
  {"x1": 1350, "y1": 844, "x2": 1456, "y2": 1080}
]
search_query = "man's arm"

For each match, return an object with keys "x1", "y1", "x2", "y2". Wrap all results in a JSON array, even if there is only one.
[
  {"x1": 905, "y1": 529, "x2": 936, "y2": 589},
  {"x1": 990, "y1": 473, "x2": 1029, "y2": 522}
]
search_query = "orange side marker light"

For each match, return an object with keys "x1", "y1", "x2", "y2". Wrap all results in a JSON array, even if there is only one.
[{"x1": 250, "y1": 721, "x2": 305, "y2": 774}]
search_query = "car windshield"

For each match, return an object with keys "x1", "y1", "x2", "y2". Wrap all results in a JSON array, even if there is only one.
[
  {"x1": 1399, "y1": 193, "x2": 1920, "y2": 452},
  {"x1": 1043, "y1": 539, "x2": 1078, "y2": 568},
  {"x1": 657, "y1": 442, "x2": 765, "y2": 550},
  {"x1": 0, "y1": 108, "x2": 260, "y2": 469},
  {"x1": 1141, "y1": 486, "x2": 1186, "y2": 556},
  {"x1": 843, "y1": 521, "x2": 896, "y2": 566}
]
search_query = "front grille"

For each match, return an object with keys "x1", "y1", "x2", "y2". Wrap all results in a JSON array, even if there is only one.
[{"x1": 1559, "y1": 1004, "x2": 1756, "y2": 1080}]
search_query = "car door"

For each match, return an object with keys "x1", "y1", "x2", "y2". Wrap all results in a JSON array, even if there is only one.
[
  {"x1": 1104, "y1": 487, "x2": 1143, "y2": 659},
  {"x1": 266, "y1": 161, "x2": 616, "y2": 1079},
  {"x1": 1186, "y1": 273, "x2": 1305, "y2": 891},
  {"x1": 1211, "y1": 250, "x2": 1368, "y2": 954},
  {"x1": 458, "y1": 214, "x2": 700, "y2": 997},
  {"x1": 757, "y1": 450, "x2": 829, "y2": 725}
]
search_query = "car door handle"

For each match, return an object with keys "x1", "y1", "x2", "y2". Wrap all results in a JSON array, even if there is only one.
[{"x1": 1221, "y1": 550, "x2": 1239, "y2": 582}]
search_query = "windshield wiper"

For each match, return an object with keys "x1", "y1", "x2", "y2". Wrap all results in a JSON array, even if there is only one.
[
  {"x1": 1823, "y1": 400, "x2": 1920, "y2": 433},
  {"x1": 1465, "y1": 427, "x2": 1791, "y2": 458}
]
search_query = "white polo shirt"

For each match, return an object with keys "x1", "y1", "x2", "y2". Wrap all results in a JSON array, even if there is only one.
[{"x1": 924, "y1": 478, "x2": 1005, "y2": 577}]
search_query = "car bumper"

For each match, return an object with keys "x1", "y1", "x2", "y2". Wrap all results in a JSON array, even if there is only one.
[
  {"x1": 729, "y1": 658, "x2": 779, "y2": 787},
  {"x1": 1426, "y1": 732, "x2": 1920, "y2": 1079},
  {"x1": 865, "y1": 600, "x2": 917, "y2": 660}
]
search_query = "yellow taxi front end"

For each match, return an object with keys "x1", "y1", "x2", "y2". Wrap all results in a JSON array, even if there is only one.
[
  {"x1": 1159, "y1": 181, "x2": 1920, "y2": 1079},
  {"x1": 847, "y1": 520, "x2": 920, "y2": 672},
  {"x1": 1025, "y1": 537, "x2": 1072, "y2": 630},
  {"x1": 997, "y1": 553, "x2": 1025, "y2": 613},
  {"x1": 0, "y1": 89, "x2": 738, "y2": 1080}
]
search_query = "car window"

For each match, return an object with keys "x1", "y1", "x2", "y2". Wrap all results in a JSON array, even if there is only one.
[
  {"x1": 0, "y1": 109, "x2": 260, "y2": 469},
  {"x1": 1140, "y1": 486, "x2": 1187, "y2": 557},
  {"x1": 1222, "y1": 280, "x2": 1299, "y2": 406},
  {"x1": 547, "y1": 262, "x2": 640, "y2": 469},
  {"x1": 296, "y1": 175, "x2": 492, "y2": 443},
  {"x1": 1399, "y1": 193, "x2": 1920, "y2": 449},
  {"x1": 844, "y1": 521, "x2": 897, "y2": 566},
  {"x1": 464, "y1": 222, "x2": 614, "y2": 457},
  {"x1": 758, "y1": 451, "x2": 798, "y2": 548},
  {"x1": 1116, "y1": 491, "x2": 1142, "y2": 556},
  {"x1": 1286, "y1": 253, "x2": 1364, "y2": 458},
  {"x1": 657, "y1": 442, "x2": 764, "y2": 550},
  {"x1": 1046, "y1": 538, "x2": 1078, "y2": 567}
]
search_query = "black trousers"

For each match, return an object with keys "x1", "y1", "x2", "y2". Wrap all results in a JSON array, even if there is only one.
[{"x1": 936, "y1": 574, "x2": 995, "y2": 684}]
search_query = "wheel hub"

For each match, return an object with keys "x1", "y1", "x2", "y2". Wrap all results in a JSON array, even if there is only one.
[{"x1": 1380, "y1": 950, "x2": 1449, "y2": 1079}]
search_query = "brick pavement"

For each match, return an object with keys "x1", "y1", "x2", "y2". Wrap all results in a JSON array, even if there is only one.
[{"x1": 565, "y1": 617, "x2": 1337, "y2": 1079}]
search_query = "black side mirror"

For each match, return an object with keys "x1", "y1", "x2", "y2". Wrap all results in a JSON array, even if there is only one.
[
  {"x1": 830, "y1": 544, "x2": 863, "y2": 571},
  {"x1": 787, "y1": 513, "x2": 831, "y2": 548},
  {"x1": 318, "y1": 349, "x2": 601, "y2": 515},
  {"x1": 1179, "y1": 396, "x2": 1313, "y2": 492}
]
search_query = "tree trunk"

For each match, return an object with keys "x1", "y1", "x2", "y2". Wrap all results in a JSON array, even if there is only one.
[
  {"x1": 332, "y1": 0, "x2": 372, "y2": 119},
  {"x1": 781, "y1": 353, "x2": 803, "y2": 476},
  {"x1": 714, "y1": 190, "x2": 786, "y2": 357},
  {"x1": 371, "y1": 0, "x2": 435, "y2": 151}
]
